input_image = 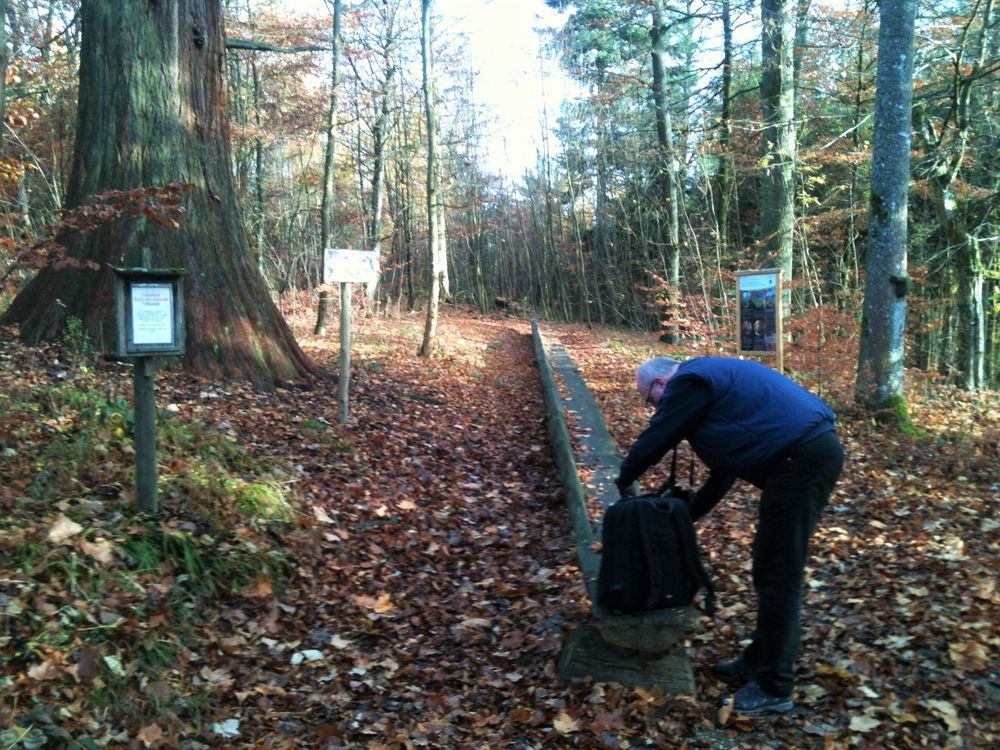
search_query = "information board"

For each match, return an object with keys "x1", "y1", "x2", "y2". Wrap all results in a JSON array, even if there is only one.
[
  {"x1": 130, "y1": 283, "x2": 175, "y2": 346},
  {"x1": 114, "y1": 268, "x2": 185, "y2": 358},
  {"x1": 736, "y1": 269, "x2": 783, "y2": 362},
  {"x1": 323, "y1": 248, "x2": 379, "y2": 285}
]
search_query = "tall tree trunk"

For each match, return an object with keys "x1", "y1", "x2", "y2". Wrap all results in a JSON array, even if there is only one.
[
  {"x1": 651, "y1": 0, "x2": 681, "y2": 344},
  {"x1": 856, "y1": 0, "x2": 916, "y2": 419},
  {"x1": 314, "y1": 0, "x2": 342, "y2": 335},
  {"x1": 367, "y1": 0, "x2": 396, "y2": 303},
  {"x1": 418, "y1": 0, "x2": 440, "y2": 357},
  {"x1": 3, "y1": 0, "x2": 314, "y2": 385},
  {"x1": 251, "y1": 58, "x2": 265, "y2": 266},
  {"x1": 760, "y1": 0, "x2": 795, "y2": 308},
  {"x1": 715, "y1": 0, "x2": 734, "y2": 254},
  {"x1": 0, "y1": 0, "x2": 9, "y2": 137}
]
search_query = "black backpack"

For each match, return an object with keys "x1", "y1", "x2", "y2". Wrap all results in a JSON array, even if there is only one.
[{"x1": 596, "y1": 454, "x2": 715, "y2": 615}]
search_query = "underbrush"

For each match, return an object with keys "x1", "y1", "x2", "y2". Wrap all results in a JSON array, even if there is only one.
[{"x1": 0, "y1": 333, "x2": 304, "y2": 747}]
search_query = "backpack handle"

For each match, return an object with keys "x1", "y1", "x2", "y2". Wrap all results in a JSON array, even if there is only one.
[{"x1": 653, "y1": 446, "x2": 696, "y2": 496}]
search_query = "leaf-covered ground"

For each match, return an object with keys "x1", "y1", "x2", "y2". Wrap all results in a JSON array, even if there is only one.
[
  {"x1": 1, "y1": 305, "x2": 997, "y2": 749},
  {"x1": 549, "y1": 324, "x2": 999, "y2": 749}
]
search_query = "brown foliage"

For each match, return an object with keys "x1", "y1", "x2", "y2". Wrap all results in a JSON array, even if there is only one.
[{"x1": 0, "y1": 306, "x2": 996, "y2": 748}]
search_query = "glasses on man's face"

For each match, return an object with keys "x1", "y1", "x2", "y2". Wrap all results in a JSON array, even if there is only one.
[{"x1": 644, "y1": 378, "x2": 664, "y2": 406}]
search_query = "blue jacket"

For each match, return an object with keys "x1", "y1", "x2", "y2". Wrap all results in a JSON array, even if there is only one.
[
  {"x1": 677, "y1": 357, "x2": 835, "y2": 474},
  {"x1": 617, "y1": 357, "x2": 836, "y2": 490}
]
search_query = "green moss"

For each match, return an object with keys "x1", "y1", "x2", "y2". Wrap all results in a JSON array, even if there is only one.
[
  {"x1": 235, "y1": 482, "x2": 294, "y2": 520},
  {"x1": 863, "y1": 393, "x2": 924, "y2": 437}
]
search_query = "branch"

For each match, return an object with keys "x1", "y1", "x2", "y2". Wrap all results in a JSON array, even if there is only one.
[{"x1": 225, "y1": 38, "x2": 332, "y2": 53}]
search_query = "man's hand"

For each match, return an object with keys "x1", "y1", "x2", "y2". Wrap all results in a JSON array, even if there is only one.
[{"x1": 618, "y1": 483, "x2": 637, "y2": 501}]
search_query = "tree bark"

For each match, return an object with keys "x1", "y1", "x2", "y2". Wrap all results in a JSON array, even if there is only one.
[
  {"x1": 855, "y1": 0, "x2": 916, "y2": 418},
  {"x1": 3, "y1": 0, "x2": 314, "y2": 386},
  {"x1": 0, "y1": 0, "x2": 9, "y2": 135},
  {"x1": 315, "y1": 0, "x2": 342, "y2": 335},
  {"x1": 366, "y1": 0, "x2": 397, "y2": 303},
  {"x1": 715, "y1": 0, "x2": 734, "y2": 254},
  {"x1": 418, "y1": 0, "x2": 440, "y2": 357},
  {"x1": 760, "y1": 0, "x2": 795, "y2": 302},
  {"x1": 650, "y1": 0, "x2": 681, "y2": 343}
]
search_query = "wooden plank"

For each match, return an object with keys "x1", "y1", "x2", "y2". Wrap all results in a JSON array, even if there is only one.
[{"x1": 531, "y1": 321, "x2": 701, "y2": 694}]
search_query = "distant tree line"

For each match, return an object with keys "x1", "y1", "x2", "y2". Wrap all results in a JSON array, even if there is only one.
[{"x1": 0, "y1": 0, "x2": 996, "y2": 404}]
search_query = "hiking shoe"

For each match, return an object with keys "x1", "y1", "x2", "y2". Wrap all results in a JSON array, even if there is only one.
[
  {"x1": 728, "y1": 680, "x2": 794, "y2": 715},
  {"x1": 712, "y1": 657, "x2": 755, "y2": 681}
]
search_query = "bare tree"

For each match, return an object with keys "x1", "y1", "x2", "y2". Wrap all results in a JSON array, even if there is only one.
[
  {"x1": 418, "y1": 0, "x2": 441, "y2": 357},
  {"x1": 314, "y1": 0, "x2": 343, "y2": 335},
  {"x1": 856, "y1": 0, "x2": 917, "y2": 420},
  {"x1": 760, "y1": 0, "x2": 795, "y2": 304}
]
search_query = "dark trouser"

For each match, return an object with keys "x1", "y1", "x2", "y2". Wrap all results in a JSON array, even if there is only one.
[{"x1": 742, "y1": 431, "x2": 844, "y2": 698}]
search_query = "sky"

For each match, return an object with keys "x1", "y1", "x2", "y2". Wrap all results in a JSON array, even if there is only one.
[
  {"x1": 280, "y1": 0, "x2": 575, "y2": 178},
  {"x1": 433, "y1": 0, "x2": 574, "y2": 177}
]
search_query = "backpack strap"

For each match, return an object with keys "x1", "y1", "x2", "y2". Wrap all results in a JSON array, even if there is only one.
[
  {"x1": 653, "y1": 448, "x2": 680, "y2": 496},
  {"x1": 674, "y1": 502, "x2": 716, "y2": 616}
]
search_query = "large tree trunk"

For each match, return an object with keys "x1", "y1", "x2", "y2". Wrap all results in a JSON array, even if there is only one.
[
  {"x1": 855, "y1": 0, "x2": 916, "y2": 418},
  {"x1": 3, "y1": 0, "x2": 314, "y2": 385},
  {"x1": 760, "y1": 0, "x2": 795, "y2": 305}
]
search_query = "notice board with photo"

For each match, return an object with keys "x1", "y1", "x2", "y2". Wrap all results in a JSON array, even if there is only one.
[{"x1": 736, "y1": 269, "x2": 783, "y2": 368}]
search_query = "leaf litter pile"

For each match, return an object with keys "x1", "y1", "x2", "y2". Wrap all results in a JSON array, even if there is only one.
[{"x1": 1, "y1": 307, "x2": 997, "y2": 749}]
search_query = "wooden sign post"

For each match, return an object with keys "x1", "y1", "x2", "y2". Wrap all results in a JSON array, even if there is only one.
[
  {"x1": 113, "y1": 267, "x2": 186, "y2": 514},
  {"x1": 735, "y1": 269, "x2": 783, "y2": 372},
  {"x1": 322, "y1": 249, "x2": 379, "y2": 423}
]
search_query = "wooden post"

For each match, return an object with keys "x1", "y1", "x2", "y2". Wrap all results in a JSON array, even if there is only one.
[
  {"x1": 338, "y1": 281, "x2": 352, "y2": 423},
  {"x1": 133, "y1": 357, "x2": 158, "y2": 514},
  {"x1": 113, "y1": 265, "x2": 185, "y2": 515}
]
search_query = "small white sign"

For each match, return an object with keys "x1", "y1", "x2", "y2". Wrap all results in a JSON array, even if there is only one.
[
  {"x1": 131, "y1": 283, "x2": 174, "y2": 346},
  {"x1": 323, "y1": 248, "x2": 378, "y2": 284}
]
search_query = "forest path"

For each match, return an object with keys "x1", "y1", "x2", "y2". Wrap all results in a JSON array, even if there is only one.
[{"x1": 216, "y1": 309, "x2": 597, "y2": 747}]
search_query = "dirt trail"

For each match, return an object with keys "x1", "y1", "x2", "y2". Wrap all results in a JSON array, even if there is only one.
[{"x1": 207, "y1": 311, "x2": 597, "y2": 747}]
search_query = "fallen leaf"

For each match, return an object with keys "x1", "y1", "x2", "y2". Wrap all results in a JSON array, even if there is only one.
[
  {"x1": 103, "y1": 654, "x2": 126, "y2": 676},
  {"x1": 458, "y1": 617, "x2": 492, "y2": 629},
  {"x1": 76, "y1": 647, "x2": 100, "y2": 684},
  {"x1": 290, "y1": 650, "x2": 325, "y2": 665},
  {"x1": 79, "y1": 538, "x2": 115, "y2": 564},
  {"x1": 312, "y1": 505, "x2": 335, "y2": 523},
  {"x1": 949, "y1": 640, "x2": 989, "y2": 669},
  {"x1": 47, "y1": 514, "x2": 83, "y2": 543},
  {"x1": 27, "y1": 660, "x2": 59, "y2": 680},
  {"x1": 553, "y1": 710, "x2": 579, "y2": 734},
  {"x1": 926, "y1": 699, "x2": 962, "y2": 732},
  {"x1": 329, "y1": 634, "x2": 353, "y2": 649},
  {"x1": 211, "y1": 719, "x2": 240, "y2": 738},
  {"x1": 353, "y1": 593, "x2": 393, "y2": 613},
  {"x1": 137, "y1": 723, "x2": 163, "y2": 747},
  {"x1": 849, "y1": 714, "x2": 880, "y2": 732},
  {"x1": 509, "y1": 707, "x2": 534, "y2": 724},
  {"x1": 242, "y1": 575, "x2": 273, "y2": 598}
]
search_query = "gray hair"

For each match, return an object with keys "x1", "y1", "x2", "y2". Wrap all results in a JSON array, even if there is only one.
[{"x1": 636, "y1": 357, "x2": 681, "y2": 390}]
